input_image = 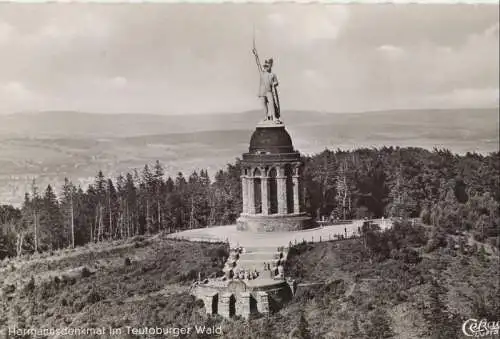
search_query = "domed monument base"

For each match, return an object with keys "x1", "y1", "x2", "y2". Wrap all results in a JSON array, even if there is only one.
[{"x1": 238, "y1": 120, "x2": 314, "y2": 232}]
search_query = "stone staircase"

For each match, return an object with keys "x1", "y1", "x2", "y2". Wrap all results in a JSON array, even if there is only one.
[{"x1": 223, "y1": 245, "x2": 287, "y2": 279}]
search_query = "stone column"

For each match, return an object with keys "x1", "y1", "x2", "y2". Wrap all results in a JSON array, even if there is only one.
[
  {"x1": 256, "y1": 291, "x2": 270, "y2": 315},
  {"x1": 203, "y1": 292, "x2": 218, "y2": 315},
  {"x1": 277, "y1": 167, "x2": 287, "y2": 214},
  {"x1": 219, "y1": 292, "x2": 233, "y2": 318},
  {"x1": 292, "y1": 175, "x2": 300, "y2": 214},
  {"x1": 247, "y1": 175, "x2": 255, "y2": 215},
  {"x1": 241, "y1": 175, "x2": 248, "y2": 214},
  {"x1": 261, "y1": 175, "x2": 269, "y2": 215},
  {"x1": 237, "y1": 292, "x2": 251, "y2": 319}
]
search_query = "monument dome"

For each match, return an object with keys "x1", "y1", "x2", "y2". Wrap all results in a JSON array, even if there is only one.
[{"x1": 249, "y1": 125, "x2": 294, "y2": 154}]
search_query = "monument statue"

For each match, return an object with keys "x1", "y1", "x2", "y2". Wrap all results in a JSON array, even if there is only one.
[{"x1": 252, "y1": 44, "x2": 281, "y2": 122}]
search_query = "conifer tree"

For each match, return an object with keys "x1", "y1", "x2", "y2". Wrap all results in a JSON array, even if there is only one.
[
  {"x1": 292, "y1": 312, "x2": 313, "y2": 339},
  {"x1": 424, "y1": 277, "x2": 459, "y2": 339},
  {"x1": 30, "y1": 179, "x2": 40, "y2": 252},
  {"x1": 40, "y1": 184, "x2": 64, "y2": 250},
  {"x1": 105, "y1": 179, "x2": 118, "y2": 239},
  {"x1": 61, "y1": 178, "x2": 76, "y2": 248},
  {"x1": 364, "y1": 309, "x2": 394, "y2": 339},
  {"x1": 94, "y1": 171, "x2": 107, "y2": 242},
  {"x1": 153, "y1": 160, "x2": 165, "y2": 231},
  {"x1": 335, "y1": 158, "x2": 353, "y2": 220},
  {"x1": 1, "y1": 205, "x2": 22, "y2": 258}
]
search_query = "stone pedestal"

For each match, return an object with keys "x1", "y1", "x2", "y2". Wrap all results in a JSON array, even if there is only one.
[
  {"x1": 238, "y1": 123, "x2": 313, "y2": 232},
  {"x1": 237, "y1": 213, "x2": 314, "y2": 232}
]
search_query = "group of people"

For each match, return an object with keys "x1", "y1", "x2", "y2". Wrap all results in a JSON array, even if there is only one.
[
  {"x1": 262, "y1": 262, "x2": 285, "y2": 280},
  {"x1": 229, "y1": 268, "x2": 259, "y2": 281},
  {"x1": 224, "y1": 246, "x2": 287, "y2": 281}
]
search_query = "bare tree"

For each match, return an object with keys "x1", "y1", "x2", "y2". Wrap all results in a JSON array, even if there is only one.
[{"x1": 31, "y1": 179, "x2": 39, "y2": 253}]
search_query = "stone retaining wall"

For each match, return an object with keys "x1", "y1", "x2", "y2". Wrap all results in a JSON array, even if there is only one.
[{"x1": 194, "y1": 281, "x2": 292, "y2": 319}]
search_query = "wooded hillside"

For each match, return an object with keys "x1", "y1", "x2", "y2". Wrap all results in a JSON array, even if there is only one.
[{"x1": 1, "y1": 147, "x2": 498, "y2": 259}]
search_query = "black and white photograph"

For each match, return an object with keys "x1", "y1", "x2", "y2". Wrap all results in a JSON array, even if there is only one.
[{"x1": 0, "y1": 3, "x2": 499, "y2": 339}]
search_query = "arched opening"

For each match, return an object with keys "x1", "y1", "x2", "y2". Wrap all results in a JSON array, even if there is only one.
[
  {"x1": 250, "y1": 295, "x2": 258, "y2": 313},
  {"x1": 229, "y1": 294, "x2": 236, "y2": 317},
  {"x1": 285, "y1": 164, "x2": 294, "y2": 213},
  {"x1": 269, "y1": 167, "x2": 278, "y2": 214},
  {"x1": 253, "y1": 168, "x2": 262, "y2": 214},
  {"x1": 212, "y1": 294, "x2": 218, "y2": 314}
]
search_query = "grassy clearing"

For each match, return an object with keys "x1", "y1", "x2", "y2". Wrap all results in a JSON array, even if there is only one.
[{"x1": 0, "y1": 234, "x2": 228, "y2": 337}]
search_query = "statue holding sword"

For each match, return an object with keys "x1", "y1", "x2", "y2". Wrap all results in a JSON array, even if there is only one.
[{"x1": 252, "y1": 35, "x2": 281, "y2": 122}]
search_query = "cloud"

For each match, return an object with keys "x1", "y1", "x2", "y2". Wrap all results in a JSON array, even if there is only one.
[
  {"x1": 0, "y1": 81, "x2": 46, "y2": 112},
  {"x1": 110, "y1": 76, "x2": 127, "y2": 89},
  {"x1": 427, "y1": 88, "x2": 499, "y2": 108},
  {"x1": 266, "y1": 5, "x2": 350, "y2": 43},
  {"x1": 483, "y1": 22, "x2": 499, "y2": 38},
  {"x1": 23, "y1": 13, "x2": 112, "y2": 49},
  {"x1": 377, "y1": 44, "x2": 405, "y2": 59},
  {"x1": 302, "y1": 69, "x2": 327, "y2": 89},
  {"x1": 0, "y1": 4, "x2": 497, "y2": 115},
  {"x1": 2, "y1": 82, "x2": 31, "y2": 99},
  {"x1": 0, "y1": 20, "x2": 15, "y2": 45},
  {"x1": 0, "y1": 11, "x2": 113, "y2": 59}
]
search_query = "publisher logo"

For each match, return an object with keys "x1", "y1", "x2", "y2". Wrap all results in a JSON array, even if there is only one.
[{"x1": 462, "y1": 318, "x2": 499, "y2": 337}]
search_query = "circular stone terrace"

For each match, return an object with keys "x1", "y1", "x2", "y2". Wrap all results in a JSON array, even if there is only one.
[{"x1": 166, "y1": 219, "x2": 392, "y2": 248}]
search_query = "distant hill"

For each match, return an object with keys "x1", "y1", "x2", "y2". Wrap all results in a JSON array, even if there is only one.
[{"x1": 0, "y1": 107, "x2": 497, "y2": 140}]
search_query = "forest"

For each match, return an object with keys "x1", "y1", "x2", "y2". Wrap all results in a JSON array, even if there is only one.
[{"x1": 0, "y1": 146, "x2": 499, "y2": 259}]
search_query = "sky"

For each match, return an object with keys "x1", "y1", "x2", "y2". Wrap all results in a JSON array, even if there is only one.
[{"x1": 0, "y1": 4, "x2": 498, "y2": 115}]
